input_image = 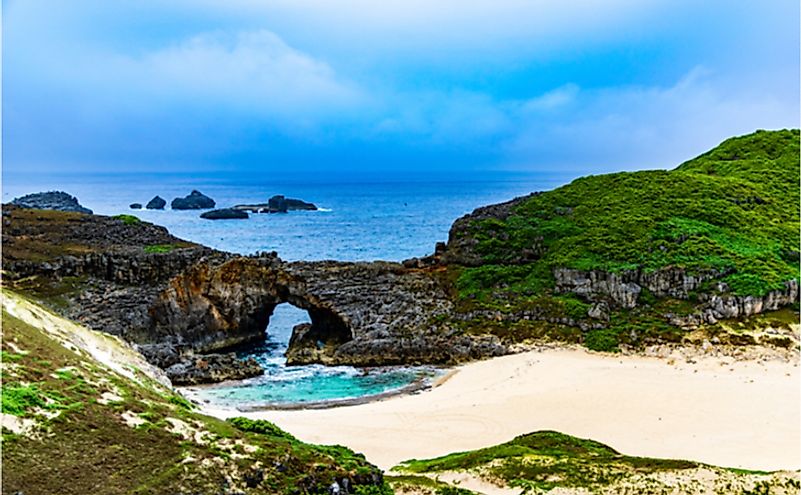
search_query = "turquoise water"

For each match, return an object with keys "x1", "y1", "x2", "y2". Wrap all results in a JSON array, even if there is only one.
[
  {"x1": 183, "y1": 304, "x2": 442, "y2": 408},
  {"x1": 4, "y1": 172, "x2": 568, "y2": 406}
]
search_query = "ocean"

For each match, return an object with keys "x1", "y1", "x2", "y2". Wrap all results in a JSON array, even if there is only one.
[{"x1": 3, "y1": 172, "x2": 568, "y2": 408}]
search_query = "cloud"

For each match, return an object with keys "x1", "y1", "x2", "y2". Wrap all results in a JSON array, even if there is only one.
[
  {"x1": 2, "y1": 0, "x2": 798, "y2": 175},
  {"x1": 131, "y1": 30, "x2": 365, "y2": 118},
  {"x1": 501, "y1": 67, "x2": 800, "y2": 172}
]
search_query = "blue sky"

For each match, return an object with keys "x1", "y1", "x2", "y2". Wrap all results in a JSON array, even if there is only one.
[{"x1": 3, "y1": 0, "x2": 799, "y2": 179}]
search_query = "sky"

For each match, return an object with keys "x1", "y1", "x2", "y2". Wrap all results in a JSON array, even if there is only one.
[{"x1": 3, "y1": 0, "x2": 799, "y2": 180}]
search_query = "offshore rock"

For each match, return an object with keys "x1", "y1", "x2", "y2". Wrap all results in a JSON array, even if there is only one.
[
  {"x1": 11, "y1": 191, "x2": 93, "y2": 214},
  {"x1": 171, "y1": 190, "x2": 215, "y2": 210},
  {"x1": 145, "y1": 195, "x2": 167, "y2": 209},
  {"x1": 129, "y1": 203, "x2": 142, "y2": 209},
  {"x1": 234, "y1": 195, "x2": 318, "y2": 213},
  {"x1": 200, "y1": 208, "x2": 249, "y2": 220}
]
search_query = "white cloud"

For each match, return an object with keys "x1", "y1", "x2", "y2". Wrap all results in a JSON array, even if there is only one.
[
  {"x1": 133, "y1": 30, "x2": 364, "y2": 117},
  {"x1": 502, "y1": 67, "x2": 799, "y2": 171},
  {"x1": 521, "y1": 84, "x2": 580, "y2": 113}
]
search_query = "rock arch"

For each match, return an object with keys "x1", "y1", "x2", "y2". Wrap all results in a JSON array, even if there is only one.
[{"x1": 147, "y1": 256, "x2": 353, "y2": 362}]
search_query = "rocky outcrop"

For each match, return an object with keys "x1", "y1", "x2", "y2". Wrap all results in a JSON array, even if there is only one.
[
  {"x1": 147, "y1": 254, "x2": 506, "y2": 366},
  {"x1": 200, "y1": 208, "x2": 249, "y2": 220},
  {"x1": 130, "y1": 203, "x2": 142, "y2": 209},
  {"x1": 443, "y1": 193, "x2": 538, "y2": 266},
  {"x1": 553, "y1": 266, "x2": 799, "y2": 328},
  {"x1": 552, "y1": 267, "x2": 729, "y2": 308},
  {"x1": 146, "y1": 195, "x2": 166, "y2": 209},
  {"x1": 165, "y1": 353, "x2": 263, "y2": 385},
  {"x1": 233, "y1": 195, "x2": 318, "y2": 214},
  {"x1": 11, "y1": 191, "x2": 93, "y2": 214},
  {"x1": 171, "y1": 190, "x2": 215, "y2": 210}
]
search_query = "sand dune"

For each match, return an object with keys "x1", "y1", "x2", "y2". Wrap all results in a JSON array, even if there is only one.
[{"x1": 203, "y1": 347, "x2": 800, "y2": 472}]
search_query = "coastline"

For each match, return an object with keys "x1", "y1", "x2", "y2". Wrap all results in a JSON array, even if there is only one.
[
  {"x1": 181, "y1": 369, "x2": 454, "y2": 412},
  {"x1": 196, "y1": 345, "x2": 801, "y2": 472}
]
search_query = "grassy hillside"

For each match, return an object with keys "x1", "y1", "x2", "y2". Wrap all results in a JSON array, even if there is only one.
[
  {"x1": 449, "y1": 130, "x2": 800, "y2": 350},
  {"x1": 392, "y1": 431, "x2": 799, "y2": 494},
  {"x1": 1, "y1": 290, "x2": 390, "y2": 495}
]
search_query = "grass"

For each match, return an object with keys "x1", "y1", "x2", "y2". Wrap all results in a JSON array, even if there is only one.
[
  {"x1": 112, "y1": 214, "x2": 141, "y2": 225},
  {"x1": 143, "y1": 243, "x2": 176, "y2": 254},
  {"x1": 1, "y1": 295, "x2": 390, "y2": 495},
  {"x1": 395, "y1": 431, "x2": 786, "y2": 494},
  {"x1": 460, "y1": 130, "x2": 799, "y2": 297},
  {"x1": 448, "y1": 130, "x2": 800, "y2": 351}
]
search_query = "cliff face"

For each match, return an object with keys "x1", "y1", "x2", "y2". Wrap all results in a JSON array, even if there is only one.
[{"x1": 147, "y1": 255, "x2": 505, "y2": 367}]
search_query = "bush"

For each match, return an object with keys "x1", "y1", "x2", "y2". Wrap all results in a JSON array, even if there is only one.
[
  {"x1": 583, "y1": 329, "x2": 621, "y2": 353},
  {"x1": 113, "y1": 214, "x2": 140, "y2": 225}
]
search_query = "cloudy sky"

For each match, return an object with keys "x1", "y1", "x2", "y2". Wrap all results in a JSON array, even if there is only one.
[{"x1": 3, "y1": 0, "x2": 799, "y2": 179}]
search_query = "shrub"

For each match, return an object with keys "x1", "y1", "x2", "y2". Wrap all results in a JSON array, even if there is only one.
[{"x1": 113, "y1": 214, "x2": 141, "y2": 225}]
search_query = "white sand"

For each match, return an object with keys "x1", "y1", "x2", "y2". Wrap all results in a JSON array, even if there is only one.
[{"x1": 204, "y1": 348, "x2": 799, "y2": 472}]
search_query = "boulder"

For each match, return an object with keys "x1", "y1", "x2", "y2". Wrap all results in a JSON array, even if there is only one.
[
  {"x1": 200, "y1": 208, "x2": 249, "y2": 220},
  {"x1": 11, "y1": 191, "x2": 93, "y2": 214},
  {"x1": 171, "y1": 190, "x2": 215, "y2": 210},
  {"x1": 165, "y1": 352, "x2": 264, "y2": 385},
  {"x1": 129, "y1": 203, "x2": 142, "y2": 209},
  {"x1": 146, "y1": 196, "x2": 167, "y2": 210}
]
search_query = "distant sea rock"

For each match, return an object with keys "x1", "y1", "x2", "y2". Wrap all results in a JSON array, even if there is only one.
[
  {"x1": 233, "y1": 195, "x2": 317, "y2": 213},
  {"x1": 200, "y1": 208, "x2": 249, "y2": 220},
  {"x1": 130, "y1": 203, "x2": 143, "y2": 209},
  {"x1": 171, "y1": 190, "x2": 215, "y2": 210},
  {"x1": 11, "y1": 191, "x2": 93, "y2": 214},
  {"x1": 146, "y1": 196, "x2": 167, "y2": 210}
]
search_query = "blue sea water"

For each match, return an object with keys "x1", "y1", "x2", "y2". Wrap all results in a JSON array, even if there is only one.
[{"x1": 3, "y1": 172, "x2": 568, "y2": 408}]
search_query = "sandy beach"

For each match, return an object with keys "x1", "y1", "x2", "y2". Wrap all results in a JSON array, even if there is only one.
[{"x1": 202, "y1": 347, "x2": 800, "y2": 472}]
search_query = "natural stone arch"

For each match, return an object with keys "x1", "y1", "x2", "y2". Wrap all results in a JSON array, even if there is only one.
[{"x1": 148, "y1": 256, "x2": 353, "y2": 360}]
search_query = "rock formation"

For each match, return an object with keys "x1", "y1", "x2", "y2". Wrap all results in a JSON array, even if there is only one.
[
  {"x1": 11, "y1": 191, "x2": 93, "y2": 214},
  {"x1": 171, "y1": 190, "x2": 215, "y2": 210},
  {"x1": 130, "y1": 203, "x2": 142, "y2": 209},
  {"x1": 147, "y1": 254, "x2": 505, "y2": 366},
  {"x1": 165, "y1": 352, "x2": 263, "y2": 385},
  {"x1": 234, "y1": 195, "x2": 318, "y2": 213},
  {"x1": 146, "y1": 195, "x2": 166, "y2": 209},
  {"x1": 200, "y1": 208, "x2": 249, "y2": 220}
]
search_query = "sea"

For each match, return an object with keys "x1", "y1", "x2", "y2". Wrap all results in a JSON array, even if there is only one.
[{"x1": 3, "y1": 171, "x2": 569, "y2": 409}]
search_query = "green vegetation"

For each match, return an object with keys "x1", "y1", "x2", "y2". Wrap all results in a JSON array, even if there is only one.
[
  {"x1": 1, "y1": 296, "x2": 389, "y2": 495},
  {"x1": 144, "y1": 243, "x2": 176, "y2": 253},
  {"x1": 460, "y1": 130, "x2": 799, "y2": 297},
  {"x1": 395, "y1": 431, "x2": 793, "y2": 494},
  {"x1": 113, "y1": 214, "x2": 141, "y2": 225},
  {"x1": 451, "y1": 130, "x2": 800, "y2": 350}
]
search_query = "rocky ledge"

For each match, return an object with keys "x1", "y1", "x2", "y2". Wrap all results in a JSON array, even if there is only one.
[
  {"x1": 165, "y1": 352, "x2": 263, "y2": 385},
  {"x1": 11, "y1": 191, "x2": 93, "y2": 214}
]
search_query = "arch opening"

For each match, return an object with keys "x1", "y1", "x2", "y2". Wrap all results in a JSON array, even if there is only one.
[{"x1": 252, "y1": 296, "x2": 352, "y2": 365}]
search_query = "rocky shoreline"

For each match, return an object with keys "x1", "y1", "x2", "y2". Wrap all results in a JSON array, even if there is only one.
[{"x1": 2, "y1": 180, "x2": 798, "y2": 388}]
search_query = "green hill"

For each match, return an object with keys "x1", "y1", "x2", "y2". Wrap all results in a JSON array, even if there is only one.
[
  {"x1": 392, "y1": 431, "x2": 799, "y2": 494},
  {"x1": 1, "y1": 290, "x2": 390, "y2": 495},
  {"x1": 446, "y1": 129, "x2": 800, "y2": 351}
]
